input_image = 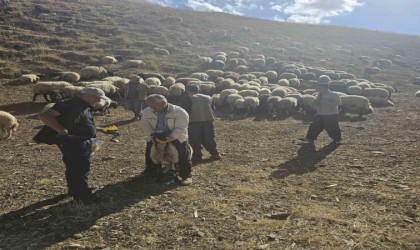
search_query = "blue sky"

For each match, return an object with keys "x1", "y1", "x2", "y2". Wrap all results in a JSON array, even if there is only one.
[{"x1": 144, "y1": 0, "x2": 420, "y2": 36}]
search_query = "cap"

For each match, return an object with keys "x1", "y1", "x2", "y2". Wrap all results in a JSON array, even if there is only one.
[{"x1": 80, "y1": 87, "x2": 111, "y2": 102}]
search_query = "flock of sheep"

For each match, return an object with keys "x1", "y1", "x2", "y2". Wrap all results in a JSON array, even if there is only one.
[{"x1": 1, "y1": 46, "x2": 420, "y2": 140}]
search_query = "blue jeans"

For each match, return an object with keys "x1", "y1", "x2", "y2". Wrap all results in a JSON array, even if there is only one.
[{"x1": 127, "y1": 99, "x2": 144, "y2": 118}]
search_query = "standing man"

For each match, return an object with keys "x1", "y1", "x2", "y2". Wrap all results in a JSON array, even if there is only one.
[
  {"x1": 304, "y1": 82, "x2": 342, "y2": 144},
  {"x1": 126, "y1": 75, "x2": 148, "y2": 120},
  {"x1": 38, "y1": 87, "x2": 109, "y2": 204},
  {"x1": 140, "y1": 94, "x2": 193, "y2": 185},
  {"x1": 182, "y1": 84, "x2": 221, "y2": 163}
]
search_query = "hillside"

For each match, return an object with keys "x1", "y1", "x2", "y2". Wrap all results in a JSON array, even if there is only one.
[{"x1": 0, "y1": 0, "x2": 420, "y2": 249}]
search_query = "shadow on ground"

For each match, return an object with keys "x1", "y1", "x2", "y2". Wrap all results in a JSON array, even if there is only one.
[
  {"x1": 270, "y1": 143, "x2": 339, "y2": 179},
  {"x1": 0, "y1": 174, "x2": 178, "y2": 249}
]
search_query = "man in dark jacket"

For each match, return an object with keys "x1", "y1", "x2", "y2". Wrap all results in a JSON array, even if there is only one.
[
  {"x1": 39, "y1": 87, "x2": 108, "y2": 204},
  {"x1": 182, "y1": 84, "x2": 221, "y2": 163}
]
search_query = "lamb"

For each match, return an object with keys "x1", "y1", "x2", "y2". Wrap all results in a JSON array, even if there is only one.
[
  {"x1": 150, "y1": 133, "x2": 192, "y2": 174},
  {"x1": 100, "y1": 56, "x2": 118, "y2": 64},
  {"x1": 60, "y1": 72, "x2": 80, "y2": 82},
  {"x1": 33, "y1": 81, "x2": 72, "y2": 102},
  {"x1": 339, "y1": 95, "x2": 374, "y2": 117},
  {"x1": 0, "y1": 111, "x2": 18, "y2": 140},
  {"x1": 80, "y1": 66, "x2": 108, "y2": 80},
  {"x1": 20, "y1": 74, "x2": 39, "y2": 83}
]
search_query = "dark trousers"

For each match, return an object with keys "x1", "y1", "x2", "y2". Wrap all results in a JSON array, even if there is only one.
[
  {"x1": 60, "y1": 142, "x2": 92, "y2": 199},
  {"x1": 127, "y1": 99, "x2": 144, "y2": 118},
  {"x1": 145, "y1": 140, "x2": 192, "y2": 178},
  {"x1": 306, "y1": 114, "x2": 342, "y2": 141},
  {"x1": 188, "y1": 121, "x2": 219, "y2": 158}
]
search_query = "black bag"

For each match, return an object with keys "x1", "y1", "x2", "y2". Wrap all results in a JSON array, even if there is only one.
[{"x1": 32, "y1": 125, "x2": 58, "y2": 145}]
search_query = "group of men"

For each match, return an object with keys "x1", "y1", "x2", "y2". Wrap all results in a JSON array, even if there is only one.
[
  {"x1": 37, "y1": 78, "x2": 221, "y2": 203},
  {"x1": 37, "y1": 78, "x2": 341, "y2": 204}
]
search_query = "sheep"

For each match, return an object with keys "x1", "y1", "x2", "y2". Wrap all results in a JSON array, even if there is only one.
[
  {"x1": 279, "y1": 73, "x2": 298, "y2": 80},
  {"x1": 86, "y1": 82, "x2": 119, "y2": 95},
  {"x1": 271, "y1": 87, "x2": 288, "y2": 98},
  {"x1": 364, "y1": 67, "x2": 381, "y2": 75},
  {"x1": 138, "y1": 72, "x2": 165, "y2": 82},
  {"x1": 277, "y1": 79, "x2": 290, "y2": 87},
  {"x1": 20, "y1": 74, "x2": 39, "y2": 83},
  {"x1": 339, "y1": 95, "x2": 374, "y2": 117},
  {"x1": 362, "y1": 88, "x2": 390, "y2": 99},
  {"x1": 211, "y1": 93, "x2": 223, "y2": 110},
  {"x1": 303, "y1": 89, "x2": 317, "y2": 95},
  {"x1": 303, "y1": 72, "x2": 317, "y2": 80},
  {"x1": 191, "y1": 72, "x2": 209, "y2": 81},
  {"x1": 80, "y1": 66, "x2": 108, "y2": 80},
  {"x1": 126, "y1": 60, "x2": 145, "y2": 68},
  {"x1": 267, "y1": 96, "x2": 282, "y2": 117},
  {"x1": 260, "y1": 88, "x2": 271, "y2": 95},
  {"x1": 347, "y1": 85, "x2": 363, "y2": 95},
  {"x1": 299, "y1": 94, "x2": 316, "y2": 115},
  {"x1": 238, "y1": 90, "x2": 259, "y2": 98},
  {"x1": 251, "y1": 58, "x2": 266, "y2": 68},
  {"x1": 168, "y1": 83, "x2": 186, "y2": 97},
  {"x1": 198, "y1": 82, "x2": 216, "y2": 95},
  {"x1": 416, "y1": 91, "x2": 420, "y2": 97},
  {"x1": 107, "y1": 77, "x2": 130, "y2": 98},
  {"x1": 365, "y1": 96, "x2": 394, "y2": 106},
  {"x1": 100, "y1": 56, "x2": 118, "y2": 64},
  {"x1": 150, "y1": 139, "x2": 180, "y2": 173},
  {"x1": 226, "y1": 94, "x2": 243, "y2": 111},
  {"x1": 0, "y1": 111, "x2": 18, "y2": 140},
  {"x1": 285, "y1": 47, "x2": 301, "y2": 55},
  {"x1": 374, "y1": 59, "x2": 392, "y2": 69},
  {"x1": 265, "y1": 71, "x2": 278, "y2": 82},
  {"x1": 276, "y1": 97, "x2": 298, "y2": 117},
  {"x1": 357, "y1": 82, "x2": 371, "y2": 89},
  {"x1": 154, "y1": 48, "x2": 170, "y2": 56},
  {"x1": 218, "y1": 78, "x2": 235, "y2": 90},
  {"x1": 61, "y1": 85, "x2": 84, "y2": 98},
  {"x1": 60, "y1": 72, "x2": 80, "y2": 82},
  {"x1": 288, "y1": 78, "x2": 300, "y2": 88},
  {"x1": 163, "y1": 77, "x2": 176, "y2": 87},
  {"x1": 266, "y1": 57, "x2": 276, "y2": 66},
  {"x1": 197, "y1": 55, "x2": 213, "y2": 69},
  {"x1": 220, "y1": 89, "x2": 239, "y2": 102},
  {"x1": 148, "y1": 85, "x2": 169, "y2": 96},
  {"x1": 144, "y1": 77, "x2": 162, "y2": 86},
  {"x1": 205, "y1": 70, "x2": 224, "y2": 78},
  {"x1": 33, "y1": 81, "x2": 72, "y2": 102}
]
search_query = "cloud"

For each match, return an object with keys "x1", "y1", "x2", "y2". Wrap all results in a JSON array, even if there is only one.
[
  {"x1": 186, "y1": 0, "x2": 224, "y2": 12},
  {"x1": 284, "y1": 0, "x2": 364, "y2": 24},
  {"x1": 271, "y1": 4, "x2": 285, "y2": 12},
  {"x1": 273, "y1": 15, "x2": 285, "y2": 22}
]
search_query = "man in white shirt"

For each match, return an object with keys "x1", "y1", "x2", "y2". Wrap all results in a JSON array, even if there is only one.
[{"x1": 140, "y1": 94, "x2": 192, "y2": 185}]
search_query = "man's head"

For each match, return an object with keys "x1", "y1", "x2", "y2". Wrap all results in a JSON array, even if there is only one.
[
  {"x1": 80, "y1": 87, "x2": 111, "y2": 106},
  {"x1": 186, "y1": 84, "x2": 199, "y2": 95},
  {"x1": 146, "y1": 94, "x2": 168, "y2": 112},
  {"x1": 316, "y1": 82, "x2": 329, "y2": 92}
]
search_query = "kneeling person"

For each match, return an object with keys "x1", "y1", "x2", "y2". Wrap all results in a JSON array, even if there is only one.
[{"x1": 140, "y1": 94, "x2": 192, "y2": 185}]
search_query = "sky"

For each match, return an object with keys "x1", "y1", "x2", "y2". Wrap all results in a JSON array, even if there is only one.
[{"x1": 143, "y1": 0, "x2": 420, "y2": 36}]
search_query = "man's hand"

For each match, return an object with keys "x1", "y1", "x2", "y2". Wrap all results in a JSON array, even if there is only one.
[{"x1": 155, "y1": 138, "x2": 169, "y2": 144}]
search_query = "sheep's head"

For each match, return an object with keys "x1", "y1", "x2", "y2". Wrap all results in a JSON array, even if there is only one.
[{"x1": 151, "y1": 131, "x2": 169, "y2": 143}]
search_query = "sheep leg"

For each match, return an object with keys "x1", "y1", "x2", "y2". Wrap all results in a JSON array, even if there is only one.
[
  {"x1": 43, "y1": 94, "x2": 51, "y2": 103},
  {"x1": 32, "y1": 93, "x2": 38, "y2": 102}
]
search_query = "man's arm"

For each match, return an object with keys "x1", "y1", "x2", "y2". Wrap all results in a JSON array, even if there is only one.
[
  {"x1": 39, "y1": 109, "x2": 68, "y2": 135},
  {"x1": 168, "y1": 108, "x2": 189, "y2": 141},
  {"x1": 139, "y1": 110, "x2": 156, "y2": 137}
]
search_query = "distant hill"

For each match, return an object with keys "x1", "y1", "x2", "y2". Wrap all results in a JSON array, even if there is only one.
[{"x1": 1, "y1": 0, "x2": 419, "y2": 78}]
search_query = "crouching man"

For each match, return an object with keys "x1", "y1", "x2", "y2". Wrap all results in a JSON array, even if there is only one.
[{"x1": 140, "y1": 94, "x2": 193, "y2": 185}]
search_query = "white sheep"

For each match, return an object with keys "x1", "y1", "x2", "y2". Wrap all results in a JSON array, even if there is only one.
[
  {"x1": 87, "y1": 82, "x2": 119, "y2": 95},
  {"x1": 191, "y1": 72, "x2": 209, "y2": 81},
  {"x1": 154, "y1": 48, "x2": 170, "y2": 56},
  {"x1": 62, "y1": 85, "x2": 84, "y2": 98},
  {"x1": 144, "y1": 77, "x2": 162, "y2": 86},
  {"x1": 33, "y1": 81, "x2": 72, "y2": 102},
  {"x1": 168, "y1": 83, "x2": 185, "y2": 97},
  {"x1": 80, "y1": 66, "x2": 108, "y2": 80},
  {"x1": 220, "y1": 89, "x2": 239, "y2": 102},
  {"x1": 211, "y1": 93, "x2": 223, "y2": 110},
  {"x1": 0, "y1": 111, "x2": 18, "y2": 140},
  {"x1": 101, "y1": 56, "x2": 118, "y2": 64},
  {"x1": 277, "y1": 79, "x2": 290, "y2": 87},
  {"x1": 340, "y1": 95, "x2": 374, "y2": 117},
  {"x1": 163, "y1": 77, "x2": 176, "y2": 87},
  {"x1": 197, "y1": 55, "x2": 213, "y2": 68},
  {"x1": 60, "y1": 72, "x2": 80, "y2": 82},
  {"x1": 318, "y1": 75, "x2": 331, "y2": 83},
  {"x1": 242, "y1": 96, "x2": 259, "y2": 114},
  {"x1": 271, "y1": 87, "x2": 288, "y2": 98},
  {"x1": 260, "y1": 88, "x2": 271, "y2": 95},
  {"x1": 226, "y1": 94, "x2": 243, "y2": 111},
  {"x1": 267, "y1": 96, "x2": 282, "y2": 117},
  {"x1": 347, "y1": 85, "x2": 363, "y2": 95},
  {"x1": 279, "y1": 73, "x2": 297, "y2": 80},
  {"x1": 265, "y1": 71, "x2": 278, "y2": 82},
  {"x1": 288, "y1": 78, "x2": 300, "y2": 88},
  {"x1": 416, "y1": 91, "x2": 420, "y2": 97},
  {"x1": 205, "y1": 70, "x2": 224, "y2": 78},
  {"x1": 126, "y1": 60, "x2": 146, "y2": 68},
  {"x1": 198, "y1": 82, "x2": 216, "y2": 95},
  {"x1": 150, "y1": 141, "x2": 181, "y2": 173},
  {"x1": 276, "y1": 97, "x2": 298, "y2": 117},
  {"x1": 238, "y1": 90, "x2": 259, "y2": 98},
  {"x1": 148, "y1": 85, "x2": 169, "y2": 96},
  {"x1": 20, "y1": 74, "x2": 39, "y2": 83},
  {"x1": 362, "y1": 88, "x2": 390, "y2": 99},
  {"x1": 299, "y1": 94, "x2": 316, "y2": 115}
]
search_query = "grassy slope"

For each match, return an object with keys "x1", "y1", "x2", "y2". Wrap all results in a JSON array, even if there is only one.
[{"x1": 0, "y1": 0, "x2": 420, "y2": 249}]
